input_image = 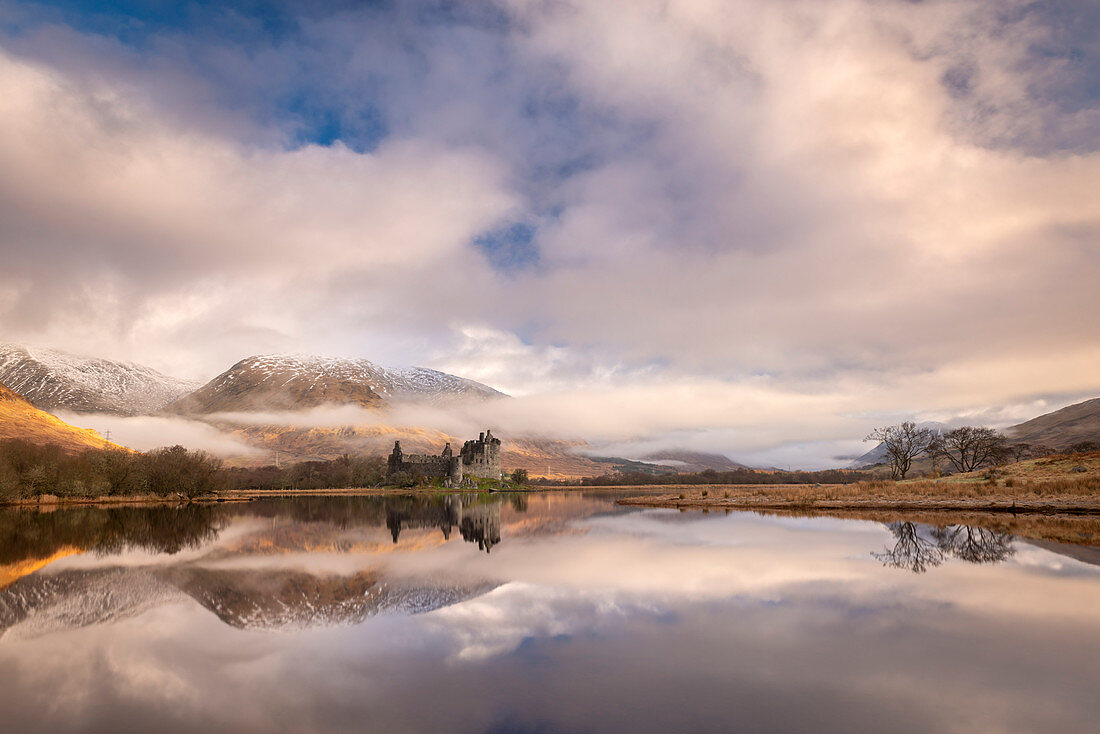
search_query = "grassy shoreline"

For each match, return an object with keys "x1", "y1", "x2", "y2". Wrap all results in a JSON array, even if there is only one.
[
  {"x1": 614, "y1": 490, "x2": 1100, "y2": 515},
  {"x1": 0, "y1": 484, "x2": 540, "y2": 507},
  {"x1": 615, "y1": 453, "x2": 1100, "y2": 514},
  {"x1": 4, "y1": 482, "x2": 1098, "y2": 548},
  {"x1": 5, "y1": 482, "x2": 1098, "y2": 512}
]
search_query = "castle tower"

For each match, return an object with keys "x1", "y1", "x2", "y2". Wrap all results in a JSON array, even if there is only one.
[
  {"x1": 387, "y1": 441, "x2": 404, "y2": 475},
  {"x1": 460, "y1": 429, "x2": 503, "y2": 479}
]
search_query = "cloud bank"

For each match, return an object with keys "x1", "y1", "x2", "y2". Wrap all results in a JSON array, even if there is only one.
[{"x1": 1, "y1": 1, "x2": 1098, "y2": 465}]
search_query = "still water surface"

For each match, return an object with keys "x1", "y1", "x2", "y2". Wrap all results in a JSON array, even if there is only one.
[{"x1": 1, "y1": 492, "x2": 1099, "y2": 734}]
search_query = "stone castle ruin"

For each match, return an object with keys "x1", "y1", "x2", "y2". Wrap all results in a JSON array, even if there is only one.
[{"x1": 387, "y1": 430, "x2": 502, "y2": 485}]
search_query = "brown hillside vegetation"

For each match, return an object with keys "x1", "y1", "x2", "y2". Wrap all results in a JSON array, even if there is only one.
[
  {"x1": 617, "y1": 451, "x2": 1100, "y2": 515},
  {"x1": 1005, "y1": 397, "x2": 1100, "y2": 450},
  {"x1": 218, "y1": 421, "x2": 620, "y2": 478},
  {"x1": 0, "y1": 382, "x2": 123, "y2": 452}
]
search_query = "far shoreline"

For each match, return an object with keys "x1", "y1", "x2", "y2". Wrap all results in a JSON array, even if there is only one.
[
  {"x1": 3, "y1": 482, "x2": 1098, "y2": 515},
  {"x1": 614, "y1": 493, "x2": 1100, "y2": 515}
]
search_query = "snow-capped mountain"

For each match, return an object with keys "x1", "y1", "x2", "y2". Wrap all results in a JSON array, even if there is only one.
[
  {"x1": 0, "y1": 344, "x2": 199, "y2": 415},
  {"x1": 167, "y1": 354, "x2": 505, "y2": 415}
]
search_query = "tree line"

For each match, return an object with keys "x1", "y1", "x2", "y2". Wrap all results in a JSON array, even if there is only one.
[{"x1": 0, "y1": 439, "x2": 386, "y2": 501}]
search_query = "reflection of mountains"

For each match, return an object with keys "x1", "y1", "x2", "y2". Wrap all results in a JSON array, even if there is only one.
[
  {"x1": 0, "y1": 565, "x2": 498, "y2": 638},
  {"x1": 874, "y1": 522, "x2": 1017, "y2": 573},
  {"x1": 0, "y1": 496, "x2": 515, "y2": 637},
  {"x1": 0, "y1": 492, "x2": 635, "y2": 637},
  {"x1": 0, "y1": 495, "x2": 509, "y2": 582}
]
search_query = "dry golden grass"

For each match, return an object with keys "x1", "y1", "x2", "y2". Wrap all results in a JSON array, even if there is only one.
[
  {"x1": 0, "y1": 383, "x2": 127, "y2": 453},
  {"x1": 613, "y1": 454, "x2": 1100, "y2": 515}
]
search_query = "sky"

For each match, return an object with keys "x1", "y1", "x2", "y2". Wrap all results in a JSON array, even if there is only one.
[{"x1": 0, "y1": 0, "x2": 1098, "y2": 466}]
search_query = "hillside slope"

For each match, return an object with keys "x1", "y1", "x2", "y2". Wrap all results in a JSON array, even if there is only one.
[
  {"x1": 0, "y1": 344, "x2": 198, "y2": 415},
  {"x1": 1005, "y1": 397, "x2": 1100, "y2": 450},
  {"x1": 216, "y1": 421, "x2": 636, "y2": 478},
  {"x1": 168, "y1": 354, "x2": 504, "y2": 415},
  {"x1": 641, "y1": 450, "x2": 748, "y2": 472},
  {"x1": 0, "y1": 382, "x2": 119, "y2": 452}
]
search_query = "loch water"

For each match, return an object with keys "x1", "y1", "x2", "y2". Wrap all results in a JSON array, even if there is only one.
[{"x1": 1, "y1": 492, "x2": 1099, "y2": 734}]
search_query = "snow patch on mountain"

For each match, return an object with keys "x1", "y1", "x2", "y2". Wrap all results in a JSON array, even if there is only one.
[
  {"x1": 0, "y1": 344, "x2": 199, "y2": 415},
  {"x1": 177, "y1": 354, "x2": 504, "y2": 413}
]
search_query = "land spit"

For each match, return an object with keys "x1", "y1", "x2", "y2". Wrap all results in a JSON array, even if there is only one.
[{"x1": 614, "y1": 482, "x2": 1100, "y2": 515}]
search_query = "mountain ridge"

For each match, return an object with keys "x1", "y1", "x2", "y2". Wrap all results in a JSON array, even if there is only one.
[
  {"x1": 166, "y1": 353, "x2": 505, "y2": 415},
  {"x1": 0, "y1": 344, "x2": 198, "y2": 416},
  {"x1": 1004, "y1": 397, "x2": 1100, "y2": 450}
]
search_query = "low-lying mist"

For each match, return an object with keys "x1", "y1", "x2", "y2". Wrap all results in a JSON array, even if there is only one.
[
  {"x1": 59, "y1": 379, "x2": 1087, "y2": 470},
  {"x1": 57, "y1": 412, "x2": 263, "y2": 457}
]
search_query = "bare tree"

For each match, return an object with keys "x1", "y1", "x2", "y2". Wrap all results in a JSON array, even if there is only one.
[
  {"x1": 1007, "y1": 443, "x2": 1031, "y2": 463},
  {"x1": 930, "y1": 525, "x2": 1015, "y2": 564},
  {"x1": 873, "y1": 522, "x2": 944, "y2": 573},
  {"x1": 928, "y1": 427, "x2": 1007, "y2": 473},
  {"x1": 865, "y1": 422, "x2": 936, "y2": 479}
]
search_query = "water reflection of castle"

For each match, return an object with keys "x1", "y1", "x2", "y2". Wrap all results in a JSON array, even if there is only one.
[{"x1": 384, "y1": 495, "x2": 502, "y2": 553}]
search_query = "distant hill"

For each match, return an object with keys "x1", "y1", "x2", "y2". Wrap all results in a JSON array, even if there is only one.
[
  {"x1": 0, "y1": 344, "x2": 198, "y2": 416},
  {"x1": 0, "y1": 381, "x2": 123, "y2": 453},
  {"x1": 167, "y1": 354, "x2": 505, "y2": 415},
  {"x1": 641, "y1": 449, "x2": 749, "y2": 472},
  {"x1": 1005, "y1": 397, "x2": 1100, "y2": 450}
]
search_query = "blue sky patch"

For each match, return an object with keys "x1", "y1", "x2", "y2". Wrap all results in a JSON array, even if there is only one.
[{"x1": 473, "y1": 220, "x2": 540, "y2": 273}]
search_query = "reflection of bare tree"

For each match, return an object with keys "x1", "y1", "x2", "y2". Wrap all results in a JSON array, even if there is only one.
[
  {"x1": 930, "y1": 525, "x2": 1015, "y2": 564},
  {"x1": 873, "y1": 522, "x2": 944, "y2": 573},
  {"x1": 874, "y1": 521, "x2": 1016, "y2": 573}
]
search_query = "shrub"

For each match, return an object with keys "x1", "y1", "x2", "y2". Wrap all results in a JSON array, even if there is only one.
[{"x1": 386, "y1": 470, "x2": 416, "y2": 488}]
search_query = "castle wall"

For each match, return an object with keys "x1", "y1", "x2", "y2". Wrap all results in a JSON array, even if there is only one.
[
  {"x1": 388, "y1": 431, "x2": 500, "y2": 482},
  {"x1": 388, "y1": 441, "x2": 464, "y2": 483}
]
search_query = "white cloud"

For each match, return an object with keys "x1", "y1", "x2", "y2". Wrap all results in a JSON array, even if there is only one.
[{"x1": 1, "y1": 1, "x2": 1098, "y2": 466}]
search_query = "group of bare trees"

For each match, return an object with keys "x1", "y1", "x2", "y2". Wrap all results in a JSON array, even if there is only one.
[{"x1": 864, "y1": 421, "x2": 1020, "y2": 479}]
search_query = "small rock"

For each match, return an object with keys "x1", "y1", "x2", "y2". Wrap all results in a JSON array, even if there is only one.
[{"x1": 1070, "y1": 465, "x2": 1088, "y2": 473}]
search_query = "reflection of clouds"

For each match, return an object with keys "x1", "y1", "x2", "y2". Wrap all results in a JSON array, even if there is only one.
[
  {"x1": 414, "y1": 511, "x2": 1100, "y2": 662},
  {"x1": 426, "y1": 582, "x2": 654, "y2": 661},
  {"x1": 1, "y1": 505, "x2": 1100, "y2": 733},
  {"x1": 4, "y1": 577, "x2": 1099, "y2": 734}
]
